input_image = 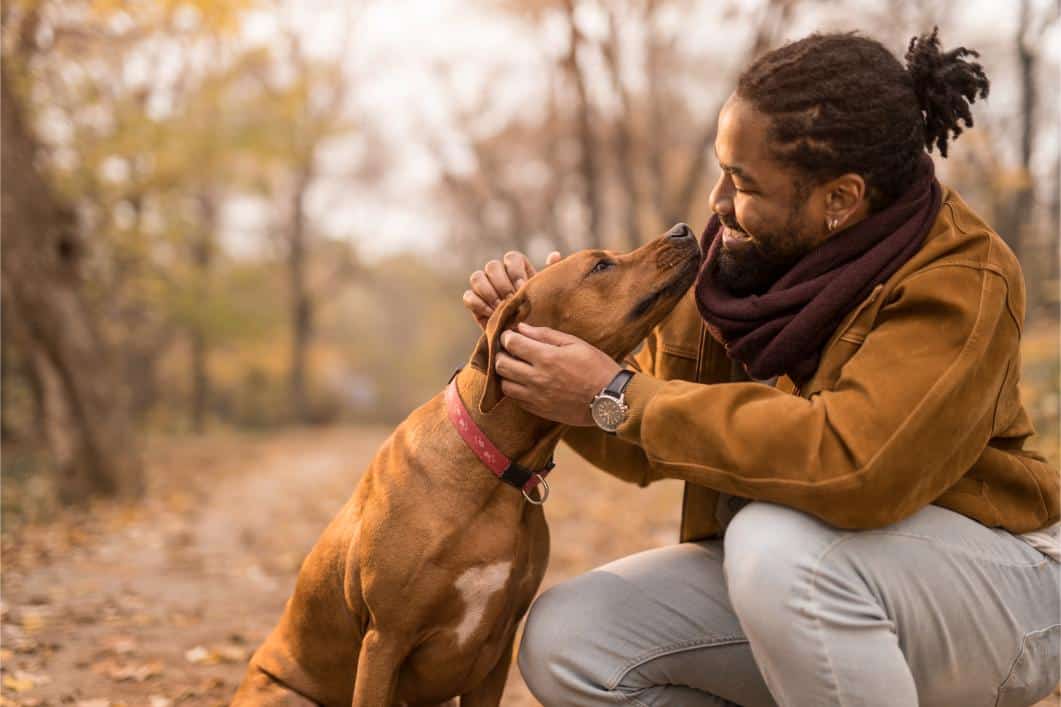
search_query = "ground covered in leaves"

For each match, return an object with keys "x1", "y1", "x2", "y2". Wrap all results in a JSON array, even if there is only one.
[{"x1": 1, "y1": 426, "x2": 686, "y2": 706}]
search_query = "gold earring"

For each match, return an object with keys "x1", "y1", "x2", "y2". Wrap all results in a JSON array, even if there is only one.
[{"x1": 827, "y1": 217, "x2": 840, "y2": 232}]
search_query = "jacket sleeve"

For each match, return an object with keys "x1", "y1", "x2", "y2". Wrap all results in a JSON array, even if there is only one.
[
  {"x1": 560, "y1": 328, "x2": 658, "y2": 487},
  {"x1": 615, "y1": 265, "x2": 1021, "y2": 529}
]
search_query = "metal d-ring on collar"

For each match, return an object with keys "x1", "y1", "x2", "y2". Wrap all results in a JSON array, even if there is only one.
[
  {"x1": 500, "y1": 456, "x2": 555, "y2": 503},
  {"x1": 523, "y1": 474, "x2": 549, "y2": 505}
]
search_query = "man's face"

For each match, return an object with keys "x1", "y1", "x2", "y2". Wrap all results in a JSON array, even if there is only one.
[{"x1": 707, "y1": 94, "x2": 828, "y2": 296}]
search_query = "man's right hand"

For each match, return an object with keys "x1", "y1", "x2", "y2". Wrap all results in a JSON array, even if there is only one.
[{"x1": 463, "y1": 250, "x2": 562, "y2": 330}]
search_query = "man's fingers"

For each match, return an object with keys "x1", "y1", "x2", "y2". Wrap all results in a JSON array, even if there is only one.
[
  {"x1": 462, "y1": 290, "x2": 493, "y2": 329},
  {"x1": 493, "y1": 351, "x2": 536, "y2": 383},
  {"x1": 484, "y1": 260, "x2": 516, "y2": 299},
  {"x1": 499, "y1": 330, "x2": 554, "y2": 364},
  {"x1": 469, "y1": 270, "x2": 501, "y2": 307},
  {"x1": 516, "y1": 323, "x2": 580, "y2": 346},
  {"x1": 467, "y1": 250, "x2": 561, "y2": 320},
  {"x1": 499, "y1": 380, "x2": 534, "y2": 405},
  {"x1": 504, "y1": 251, "x2": 535, "y2": 289}
]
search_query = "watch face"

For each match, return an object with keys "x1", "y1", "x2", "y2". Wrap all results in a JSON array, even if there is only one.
[{"x1": 592, "y1": 396, "x2": 627, "y2": 431}]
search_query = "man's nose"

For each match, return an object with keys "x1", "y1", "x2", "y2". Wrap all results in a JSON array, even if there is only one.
[
  {"x1": 709, "y1": 173, "x2": 734, "y2": 217},
  {"x1": 666, "y1": 223, "x2": 693, "y2": 240}
]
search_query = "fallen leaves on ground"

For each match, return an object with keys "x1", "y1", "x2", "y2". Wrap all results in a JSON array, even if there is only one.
[{"x1": 91, "y1": 658, "x2": 164, "y2": 682}]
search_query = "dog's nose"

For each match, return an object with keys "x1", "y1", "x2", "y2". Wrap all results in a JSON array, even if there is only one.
[{"x1": 667, "y1": 223, "x2": 693, "y2": 240}]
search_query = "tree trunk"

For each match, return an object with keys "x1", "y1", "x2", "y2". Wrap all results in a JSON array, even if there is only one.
[
  {"x1": 562, "y1": 0, "x2": 603, "y2": 249},
  {"x1": 1000, "y1": 0, "x2": 1038, "y2": 312},
  {"x1": 1048, "y1": 140, "x2": 1060, "y2": 321},
  {"x1": 190, "y1": 190, "x2": 216, "y2": 434},
  {"x1": 1, "y1": 298, "x2": 14, "y2": 442},
  {"x1": 604, "y1": 6, "x2": 642, "y2": 250},
  {"x1": 541, "y1": 73, "x2": 576, "y2": 255},
  {"x1": 288, "y1": 168, "x2": 314, "y2": 423},
  {"x1": 0, "y1": 65, "x2": 143, "y2": 501},
  {"x1": 644, "y1": 2, "x2": 670, "y2": 230}
]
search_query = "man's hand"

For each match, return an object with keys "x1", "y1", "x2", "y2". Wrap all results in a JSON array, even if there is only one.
[
  {"x1": 495, "y1": 323, "x2": 622, "y2": 427},
  {"x1": 463, "y1": 250, "x2": 562, "y2": 329}
]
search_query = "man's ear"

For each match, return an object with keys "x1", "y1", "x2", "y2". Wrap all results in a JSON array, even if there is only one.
[
  {"x1": 469, "y1": 291, "x2": 531, "y2": 414},
  {"x1": 824, "y1": 172, "x2": 867, "y2": 223}
]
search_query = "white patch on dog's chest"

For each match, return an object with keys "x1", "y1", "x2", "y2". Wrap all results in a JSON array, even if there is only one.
[{"x1": 452, "y1": 561, "x2": 512, "y2": 647}]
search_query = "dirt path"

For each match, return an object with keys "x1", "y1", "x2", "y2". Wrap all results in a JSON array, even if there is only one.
[{"x1": 0, "y1": 426, "x2": 683, "y2": 706}]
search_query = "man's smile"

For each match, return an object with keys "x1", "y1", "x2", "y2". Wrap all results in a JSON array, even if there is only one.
[{"x1": 722, "y1": 227, "x2": 752, "y2": 248}]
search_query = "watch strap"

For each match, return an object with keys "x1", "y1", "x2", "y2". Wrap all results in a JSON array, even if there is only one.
[{"x1": 604, "y1": 369, "x2": 635, "y2": 397}]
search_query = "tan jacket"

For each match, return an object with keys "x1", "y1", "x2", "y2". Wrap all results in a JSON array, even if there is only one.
[{"x1": 564, "y1": 187, "x2": 1059, "y2": 542}]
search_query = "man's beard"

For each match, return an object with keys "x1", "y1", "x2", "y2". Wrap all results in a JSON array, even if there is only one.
[{"x1": 712, "y1": 215, "x2": 809, "y2": 297}]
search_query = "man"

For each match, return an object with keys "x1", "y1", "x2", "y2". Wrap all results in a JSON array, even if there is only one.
[{"x1": 462, "y1": 30, "x2": 1059, "y2": 706}]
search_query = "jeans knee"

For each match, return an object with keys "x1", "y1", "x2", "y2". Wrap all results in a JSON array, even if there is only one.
[
  {"x1": 517, "y1": 588, "x2": 560, "y2": 697},
  {"x1": 518, "y1": 579, "x2": 601, "y2": 703},
  {"x1": 722, "y1": 502, "x2": 825, "y2": 628}
]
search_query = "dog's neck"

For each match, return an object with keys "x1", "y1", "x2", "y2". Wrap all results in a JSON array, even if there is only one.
[{"x1": 453, "y1": 367, "x2": 567, "y2": 474}]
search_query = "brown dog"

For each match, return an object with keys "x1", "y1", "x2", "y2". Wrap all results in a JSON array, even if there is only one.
[{"x1": 231, "y1": 225, "x2": 701, "y2": 706}]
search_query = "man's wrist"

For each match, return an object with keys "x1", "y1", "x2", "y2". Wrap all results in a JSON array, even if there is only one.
[
  {"x1": 611, "y1": 372, "x2": 666, "y2": 443},
  {"x1": 592, "y1": 360, "x2": 624, "y2": 395},
  {"x1": 590, "y1": 370, "x2": 635, "y2": 433},
  {"x1": 604, "y1": 369, "x2": 635, "y2": 396}
]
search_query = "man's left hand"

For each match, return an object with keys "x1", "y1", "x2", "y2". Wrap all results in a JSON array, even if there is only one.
[{"x1": 495, "y1": 323, "x2": 621, "y2": 427}]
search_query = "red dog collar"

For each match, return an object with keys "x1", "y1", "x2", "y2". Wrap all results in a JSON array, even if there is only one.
[{"x1": 445, "y1": 380, "x2": 553, "y2": 503}]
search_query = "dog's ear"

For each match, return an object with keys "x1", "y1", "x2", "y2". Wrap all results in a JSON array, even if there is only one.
[{"x1": 469, "y1": 291, "x2": 531, "y2": 414}]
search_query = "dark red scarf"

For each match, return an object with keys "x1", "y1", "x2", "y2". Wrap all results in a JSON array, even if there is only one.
[{"x1": 694, "y1": 156, "x2": 942, "y2": 385}]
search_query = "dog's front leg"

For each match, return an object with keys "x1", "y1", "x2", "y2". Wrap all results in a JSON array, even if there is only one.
[
  {"x1": 351, "y1": 629, "x2": 406, "y2": 707},
  {"x1": 458, "y1": 634, "x2": 515, "y2": 707}
]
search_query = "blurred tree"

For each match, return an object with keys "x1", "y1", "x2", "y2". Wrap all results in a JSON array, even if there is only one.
[
  {"x1": 243, "y1": 2, "x2": 367, "y2": 423},
  {"x1": 560, "y1": 0, "x2": 604, "y2": 249},
  {"x1": 1, "y1": 62, "x2": 143, "y2": 500},
  {"x1": 1, "y1": 0, "x2": 258, "y2": 451},
  {"x1": 601, "y1": 2, "x2": 642, "y2": 250},
  {"x1": 0, "y1": 0, "x2": 276, "y2": 500},
  {"x1": 996, "y1": 0, "x2": 1050, "y2": 305}
]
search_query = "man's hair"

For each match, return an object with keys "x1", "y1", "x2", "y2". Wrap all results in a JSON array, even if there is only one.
[{"x1": 736, "y1": 29, "x2": 989, "y2": 211}]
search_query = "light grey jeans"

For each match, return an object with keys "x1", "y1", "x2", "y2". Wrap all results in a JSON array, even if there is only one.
[{"x1": 519, "y1": 502, "x2": 1060, "y2": 707}]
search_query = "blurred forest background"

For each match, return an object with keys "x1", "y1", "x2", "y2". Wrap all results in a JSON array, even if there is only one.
[
  {"x1": 3, "y1": 0, "x2": 1058, "y2": 519},
  {"x1": 1, "y1": 0, "x2": 1059, "y2": 703}
]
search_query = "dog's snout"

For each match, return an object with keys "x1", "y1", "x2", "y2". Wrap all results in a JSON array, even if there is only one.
[{"x1": 667, "y1": 223, "x2": 693, "y2": 240}]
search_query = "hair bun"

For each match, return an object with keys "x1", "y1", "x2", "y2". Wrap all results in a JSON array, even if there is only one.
[{"x1": 905, "y1": 27, "x2": 990, "y2": 157}]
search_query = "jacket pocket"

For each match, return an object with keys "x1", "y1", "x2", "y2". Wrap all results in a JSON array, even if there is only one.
[
  {"x1": 995, "y1": 624, "x2": 1061, "y2": 707},
  {"x1": 659, "y1": 344, "x2": 698, "y2": 382}
]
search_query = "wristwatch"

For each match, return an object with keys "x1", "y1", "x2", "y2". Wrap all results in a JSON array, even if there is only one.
[{"x1": 590, "y1": 370, "x2": 635, "y2": 433}]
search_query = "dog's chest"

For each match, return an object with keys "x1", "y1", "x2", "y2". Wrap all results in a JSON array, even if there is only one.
[{"x1": 396, "y1": 512, "x2": 546, "y2": 703}]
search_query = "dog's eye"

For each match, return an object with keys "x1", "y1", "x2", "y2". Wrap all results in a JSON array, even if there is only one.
[{"x1": 590, "y1": 259, "x2": 615, "y2": 274}]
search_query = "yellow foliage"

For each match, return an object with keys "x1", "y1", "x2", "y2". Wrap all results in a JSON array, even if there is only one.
[{"x1": 89, "y1": 0, "x2": 258, "y2": 33}]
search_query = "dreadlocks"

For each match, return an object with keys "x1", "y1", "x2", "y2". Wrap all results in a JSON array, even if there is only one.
[{"x1": 736, "y1": 28, "x2": 990, "y2": 211}]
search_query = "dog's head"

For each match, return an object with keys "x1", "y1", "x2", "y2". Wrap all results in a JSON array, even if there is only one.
[{"x1": 471, "y1": 223, "x2": 702, "y2": 413}]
